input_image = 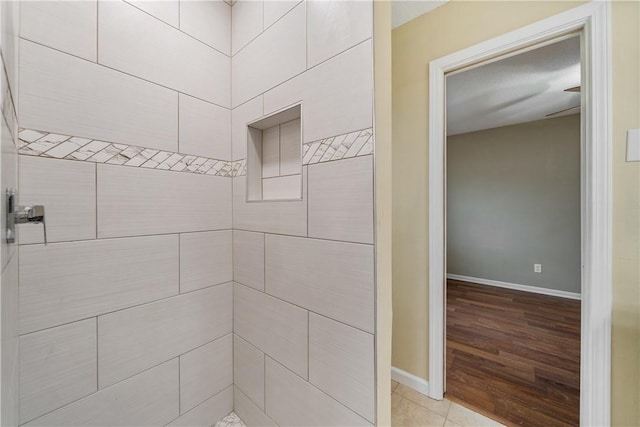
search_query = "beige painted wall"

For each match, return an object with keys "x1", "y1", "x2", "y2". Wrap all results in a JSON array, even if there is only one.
[
  {"x1": 374, "y1": 1, "x2": 392, "y2": 425},
  {"x1": 447, "y1": 115, "x2": 581, "y2": 294},
  {"x1": 391, "y1": 1, "x2": 639, "y2": 425}
]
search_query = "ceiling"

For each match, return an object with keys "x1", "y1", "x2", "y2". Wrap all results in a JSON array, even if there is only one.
[
  {"x1": 446, "y1": 36, "x2": 581, "y2": 136},
  {"x1": 391, "y1": 0, "x2": 447, "y2": 29}
]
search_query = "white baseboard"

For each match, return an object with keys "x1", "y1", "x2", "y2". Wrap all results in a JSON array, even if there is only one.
[
  {"x1": 391, "y1": 366, "x2": 430, "y2": 396},
  {"x1": 446, "y1": 273, "x2": 581, "y2": 300}
]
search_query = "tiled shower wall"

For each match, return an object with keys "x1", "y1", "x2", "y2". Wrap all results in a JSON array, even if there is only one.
[
  {"x1": 1, "y1": 1, "x2": 21, "y2": 426},
  {"x1": 13, "y1": 0, "x2": 376, "y2": 426},
  {"x1": 16, "y1": 1, "x2": 234, "y2": 426},
  {"x1": 230, "y1": 1, "x2": 375, "y2": 425}
]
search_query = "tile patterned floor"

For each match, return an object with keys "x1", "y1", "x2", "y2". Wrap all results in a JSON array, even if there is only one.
[
  {"x1": 391, "y1": 381, "x2": 506, "y2": 427},
  {"x1": 214, "y1": 384, "x2": 504, "y2": 427}
]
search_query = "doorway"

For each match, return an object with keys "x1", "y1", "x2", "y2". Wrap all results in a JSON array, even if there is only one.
[
  {"x1": 427, "y1": 3, "x2": 612, "y2": 426},
  {"x1": 443, "y1": 35, "x2": 583, "y2": 426}
]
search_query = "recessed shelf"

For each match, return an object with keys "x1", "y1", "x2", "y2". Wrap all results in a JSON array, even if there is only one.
[{"x1": 247, "y1": 104, "x2": 302, "y2": 201}]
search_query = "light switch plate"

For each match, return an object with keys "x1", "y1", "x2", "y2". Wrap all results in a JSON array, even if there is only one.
[{"x1": 627, "y1": 129, "x2": 640, "y2": 162}]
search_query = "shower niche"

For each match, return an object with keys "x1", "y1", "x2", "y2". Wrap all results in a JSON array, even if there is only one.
[{"x1": 247, "y1": 104, "x2": 302, "y2": 201}]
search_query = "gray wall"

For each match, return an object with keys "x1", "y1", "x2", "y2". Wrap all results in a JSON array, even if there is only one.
[{"x1": 446, "y1": 114, "x2": 581, "y2": 294}]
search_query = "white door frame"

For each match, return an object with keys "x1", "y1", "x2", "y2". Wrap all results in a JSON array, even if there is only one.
[{"x1": 427, "y1": 2, "x2": 611, "y2": 426}]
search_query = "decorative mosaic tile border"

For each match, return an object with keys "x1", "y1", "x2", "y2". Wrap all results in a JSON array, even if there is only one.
[
  {"x1": 18, "y1": 128, "x2": 243, "y2": 177},
  {"x1": 302, "y1": 128, "x2": 373, "y2": 165},
  {"x1": 17, "y1": 127, "x2": 372, "y2": 178}
]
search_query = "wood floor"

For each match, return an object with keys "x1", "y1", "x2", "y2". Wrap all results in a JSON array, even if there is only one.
[{"x1": 446, "y1": 279, "x2": 581, "y2": 427}]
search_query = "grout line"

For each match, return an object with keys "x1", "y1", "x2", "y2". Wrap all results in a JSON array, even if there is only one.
[
  {"x1": 234, "y1": 383, "x2": 267, "y2": 420},
  {"x1": 22, "y1": 356, "x2": 183, "y2": 425},
  {"x1": 122, "y1": 0, "x2": 230, "y2": 58},
  {"x1": 231, "y1": 36, "x2": 371, "y2": 110},
  {"x1": 19, "y1": 37, "x2": 231, "y2": 111},
  {"x1": 267, "y1": 355, "x2": 373, "y2": 423},
  {"x1": 230, "y1": 0, "x2": 288, "y2": 59},
  {"x1": 234, "y1": 281, "x2": 374, "y2": 337},
  {"x1": 261, "y1": 173, "x2": 301, "y2": 181},
  {"x1": 18, "y1": 228, "x2": 234, "y2": 247},
  {"x1": 166, "y1": 384, "x2": 235, "y2": 426},
  {"x1": 19, "y1": 281, "x2": 234, "y2": 338},
  {"x1": 239, "y1": 229, "x2": 373, "y2": 247},
  {"x1": 303, "y1": 153, "x2": 373, "y2": 168},
  {"x1": 19, "y1": 228, "x2": 372, "y2": 250}
]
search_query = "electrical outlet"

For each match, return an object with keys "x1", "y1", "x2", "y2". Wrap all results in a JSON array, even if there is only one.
[{"x1": 534, "y1": 264, "x2": 542, "y2": 273}]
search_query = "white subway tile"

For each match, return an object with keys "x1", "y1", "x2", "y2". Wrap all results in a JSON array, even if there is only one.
[
  {"x1": 232, "y1": 96, "x2": 263, "y2": 160},
  {"x1": 179, "y1": 94, "x2": 231, "y2": 160},
  {"x1": 233, "y1": 230, "x2": 264, "y2": 291},
  {"x1": 234, "y1": 335, "x2": 265, "y2": 409},
  {"x1": 234, "y1": 283, "x2": 308, "y2": 379},
  {"x1": 24, "y1": 360, "x2": 179, "y2": 427},
  {"x1": 19, "y1": 319, "x2": 97, "y2": 424},
  {"x1": 19, "y1": 235, "x2": 179, "y2": 334},
  {"x1": 233, "y1": 167, "x2": 307, "y2": 236},
  {"x1": 234, "y1": 386, "x2": 277, "y2": 427},
  {"x1": 264, "y1": 40, "x2": 373, "y2": 143},
  {"x1": 309, "y1": 313, "x2": 375, "y2": 422},
  {"x1": 265, "y1": 234, "x2": 374, "y2": 333},
  {"x1": 262, "y1": 175, "x2": 301, "y2": 200},
  {"x1": 231, "y1": 0, "x2": 263, "y2": 55},
  {"x1": 264, "y1": 1, "x2": 301, "y2": 28},
  {"x1": 262, "y1": 73, "x2": 304, "y2": 123},
  {"x1": 307, "y1": 0, "x2": 372, "y2": 68},
  {"x1": 20, "y1": 1, "x2": 97, "y2": 61},
  {"x1": 99, "y1": 0, "x2": 230, "y2": 106},
  {"x1": 126, "y1": 0, "x2": 179, "y2": 27},
  {"x1": 168, "y1": 387, "x2": 233, "y2": 427},
  {"x1": 180, "y1": 334, "x2": 233, "y2": 413},
  {"x1": 302, "y1": 41, "x2": 372, "y2": 142},
  {"x1": 180, "y1": 231, "x2": 232, "y2": 293},
  {"x1": 20, "y1": 40, "x2": 178, "y2": 151},
  {"x1": 265, "y1": 357, "x2": 371, "y2": 426},
  {"x1": 97, "y1": 164, "x2": 231, "y2": 238},
  {"x1": 19, "y1": 156, "x2": 96, "y2": 244},
  {"x1": 98, "y1": 283, "x2": 232, "y2": 388},
  {"x1": 308, "y1": 156, "x2": 373, "y2": 244},
  {"x1": 232, "y1": 3, "x2": 305, "y2": 107},
  {"x1": 180, "y1": 0, "x2": 231, "y2": 55}
]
